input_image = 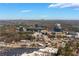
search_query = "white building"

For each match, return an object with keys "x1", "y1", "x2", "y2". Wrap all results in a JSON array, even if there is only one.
[{"x1": 75, "y1": 32, "x2": 79, "y2": 38}]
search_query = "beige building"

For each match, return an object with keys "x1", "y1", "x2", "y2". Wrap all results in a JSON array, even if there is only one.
[{"x1": 54, "y1": 32, "x2": 66, "y2": 38}]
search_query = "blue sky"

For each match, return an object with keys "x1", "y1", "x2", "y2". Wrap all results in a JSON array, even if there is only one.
[{"x1": 0, "y1": 3, "x2": 79, "y2": 20}]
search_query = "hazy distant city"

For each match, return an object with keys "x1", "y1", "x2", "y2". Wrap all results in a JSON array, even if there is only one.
[{"x1": 0, "y1": 20, "x2": 79, "y2": 56}]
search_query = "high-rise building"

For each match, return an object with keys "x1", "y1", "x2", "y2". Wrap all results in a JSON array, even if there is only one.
[{"x1": 53, "y1": 23, "x2": 62, "y2": 32}]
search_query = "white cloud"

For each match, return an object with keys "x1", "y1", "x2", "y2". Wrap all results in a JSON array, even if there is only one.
[
  {"x1": 48, "y1": 3, "x2": 64, "y2": 8},
  {"x1": 48, "y1": 3, "x2": 79, "y2": 8},
  {"x1": 21, "y1": 10, "x2": 32, "y2": 13},
  {"x1": 41, "y1": 15, "x2": 48, "y2": 18}
]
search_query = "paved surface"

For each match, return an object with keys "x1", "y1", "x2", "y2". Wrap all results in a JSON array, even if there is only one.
[{"x1": 0, "y1": 48, "x2": 39, "y2": 56}]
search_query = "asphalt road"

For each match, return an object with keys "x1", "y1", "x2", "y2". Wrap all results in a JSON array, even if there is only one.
[{"x1": 0, "y1": 48, "x2": 39, "y2": 56}]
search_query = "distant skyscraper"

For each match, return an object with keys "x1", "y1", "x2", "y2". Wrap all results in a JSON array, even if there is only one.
[{"x1": 53, "y1": 23, "x2": 62, "y2": 32}]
